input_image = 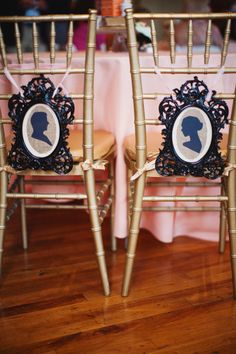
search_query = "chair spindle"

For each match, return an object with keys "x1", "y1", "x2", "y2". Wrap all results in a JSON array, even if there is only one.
[
  {"x1": 0, "y1": 26, "x2": 7, "y2": 67},
  {"x1": 169, "y1": 19, "x2": 176, "y2": 64},
  {"x1": 66, "y1": 20, "x2": 73, "y2": 68},
  {"x1": 14, "y1": 22, "x2": 23, "y2": 64},
  {"x1": 50, "y1": 21, "x2": 56, "y2": 64},
  {"x1": 150, "y1": 19, "x2": 159, "y2": 67},
  {"x1": 204, "y1": 19, "x2": 212, "y2": 65},
  {"x1": 32, "y1": 22, "x2": 39, "y2": 69},
  {"x1": 187, "y1": 19, "x2": 193, "y2": 68},
  {"x1": 221, "y1": 19, "x2": 231, "y2": 66}
]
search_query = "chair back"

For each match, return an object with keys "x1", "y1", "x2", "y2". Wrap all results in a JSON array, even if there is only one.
[
  {"x1": 125, "y1": 9, "x2": 236, "y2": 179},
  {"x1": 0, "y1": 11, "x2": 97, "y2": 174}
]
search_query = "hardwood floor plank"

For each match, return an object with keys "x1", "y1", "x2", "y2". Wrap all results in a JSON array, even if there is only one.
[{"x1": 0, "y1": 209, "x2": 236, "y2": 353}]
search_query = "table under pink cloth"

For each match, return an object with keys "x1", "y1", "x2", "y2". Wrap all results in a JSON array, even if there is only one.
[
  {"x1": 2, "y1": 50, "x2": 236, "y2": 242},
  {"x1": 94, "y1": 51, "x2": 235, "y2": 243}
]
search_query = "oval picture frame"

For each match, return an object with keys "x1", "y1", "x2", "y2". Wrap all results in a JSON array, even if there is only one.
[
  {"x1": 172, "y1": 106, "x2": 212, "y2": 164},
  {"x1": 22, "y1": 103, "x2": 60, "y2": 158},
  {"x1": 155, "y1": 76, "x2": 229, "y2": 179},
  {"x1": 8, "y1": 76, "x2": 75, "y2": 174}
]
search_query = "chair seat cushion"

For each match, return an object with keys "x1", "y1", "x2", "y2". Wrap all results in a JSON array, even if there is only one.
[
  {"x1": 124, "y1": 131, "x2": 228, "y2": 163},
  {"x1": 6, "y1": 129, "x2": 116, "y2": 163},
  {"x1": 69, "y1": 129, "x2": 116, "y2": 162},
  {"x1": 124, "y1": 132, "x2": 162, "y2": 163}
]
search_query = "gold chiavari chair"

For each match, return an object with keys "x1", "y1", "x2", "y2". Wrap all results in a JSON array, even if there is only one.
[
  {"x1": 122, "y1": 8, "x2": 236, "y2": 297},
  {"x1": 0, "y1": 10, "x2": 116, "y2": 296}
]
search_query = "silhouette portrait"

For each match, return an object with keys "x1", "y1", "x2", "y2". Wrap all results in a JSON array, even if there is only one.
[
  {"x1": 181, "y1": 116, "x2": 203, "y2": 153},
  {"x1": 31, "y1": 111, "x2": 53, "y2": 146}
]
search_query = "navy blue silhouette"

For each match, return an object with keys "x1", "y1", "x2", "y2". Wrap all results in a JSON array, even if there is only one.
[
  {"x1": 181, "y1": 116, "x2": 203, "y2": 153},
  {"x1": 31, "y1": 111, "x2": 52, "y2": 146}
]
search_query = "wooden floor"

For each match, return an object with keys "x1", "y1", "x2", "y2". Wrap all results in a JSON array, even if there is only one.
[{"x1": 0, "y1": 208, "x2": 236, "y2": 354}]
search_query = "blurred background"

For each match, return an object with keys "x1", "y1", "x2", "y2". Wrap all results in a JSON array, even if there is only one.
[{"x1": 1, "y1": 0, "x2": 236, "y2": 52}]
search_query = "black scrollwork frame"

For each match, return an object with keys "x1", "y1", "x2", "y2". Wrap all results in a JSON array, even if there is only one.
[
  {"x1": 8, "y1": 75, "x2": 74, "y2": 174},
  {"x1": 155, "y1": 76, "x2": 228, "y2": 179}
]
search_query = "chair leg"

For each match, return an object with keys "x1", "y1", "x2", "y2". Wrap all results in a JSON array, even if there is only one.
[
  {"x1": 0, "y1": 171, "x2": 7, "y2": 276},
  {"x1": 85, "y1": 169, "x2": 110, "y2": 296},
  {"x1": 219, "y1": 180, "x2": 227, "y2": 254},
  {"x1": 127, "y1": 168, "x2": 133, "y2": 233},
  {"x1": 122, "y1": 173, "x2": 146, "y2": 296},
  {"x1": 19, "y1": 176, "x2": 28, "y2": 250},
  {"x1": 109, "y1": 157, "x2": 116, "y2": 252},
  {"x1": 125, "y1": 168, "x2": 134, "y2": 251},
  {"x1": 227, "y1": 172, "x2": 236, "y2": 298}
]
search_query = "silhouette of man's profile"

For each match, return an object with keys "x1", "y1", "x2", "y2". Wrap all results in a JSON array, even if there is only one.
[
  {"x1": 30, "y1": 111, "x2": 52, "y2": 146},
  {"x1": 181, "y1": 116, "x2": 203, "y2": 153}
]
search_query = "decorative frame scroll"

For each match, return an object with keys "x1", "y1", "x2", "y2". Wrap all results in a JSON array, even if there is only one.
[
  {"x1": 8, "y1": 76, "x2": 74, "y2": 174},
  {"x1": 155, "y1": 76, "x2": 229, "y2": 179}
]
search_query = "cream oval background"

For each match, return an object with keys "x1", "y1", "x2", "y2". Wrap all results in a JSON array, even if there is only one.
[
  {"x1": 172, "y1": 106, "x2": 212, "y2": 163},
  {"x1": 22, "y1": 103, "x2": 60, "y2": 158}
]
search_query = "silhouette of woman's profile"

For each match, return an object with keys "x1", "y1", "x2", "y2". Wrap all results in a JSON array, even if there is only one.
[
  {"x1": 30, "y1": 111, "x2": 52, "y2": 146},
  {"x1": 181, "y1": 116, "x2": 203, "y2": 153}
]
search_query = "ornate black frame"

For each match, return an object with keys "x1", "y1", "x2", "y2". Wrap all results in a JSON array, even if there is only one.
[
  {"x1": 8, "y1": 76, "x2": 74, "y2": 174},
  {"x1": 155, "y1": 76, "x2": 228, "y2": 179}
]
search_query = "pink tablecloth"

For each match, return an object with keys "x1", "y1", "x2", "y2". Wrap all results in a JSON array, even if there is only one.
[
  {"x1": 2, "y1": 51, "x2": 236, "y2": 242},
  {"x1": 94, "y1": 51, "x2": 236, "y2": 243}
]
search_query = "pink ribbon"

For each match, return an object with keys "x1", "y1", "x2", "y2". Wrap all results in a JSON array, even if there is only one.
[
  {"x1": 206, "y1": 65, "x2": 225, "y2": 101},
  {"x1": 3, "y1": 67, "x2": 24, "y2": 95},
  {"x1": 52, "y1": 66, "x2": 70, "y2": 97}
]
